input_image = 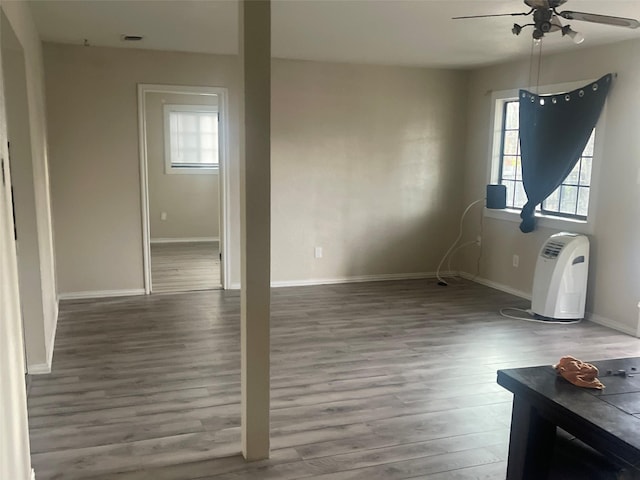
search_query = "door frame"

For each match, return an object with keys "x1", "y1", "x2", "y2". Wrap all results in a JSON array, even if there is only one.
[{"x1": 137, "y1": 84, "x2": 231, "y2": 292}]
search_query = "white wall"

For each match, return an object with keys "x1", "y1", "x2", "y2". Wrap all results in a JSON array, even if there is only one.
[
  {"x1": 461, "y1": 38, "x2": 640, "y2": 335},
  {"x1": 146, "y1": 92, "x2": 219, "y2": 241},
  {"x1": 1, "y1": 1, "x2": 57, "y2": 371}
]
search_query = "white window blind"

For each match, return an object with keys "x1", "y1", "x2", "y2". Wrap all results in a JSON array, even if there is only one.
[{"x1": 164, "y1": 105, "x2": 219, "y2": 173}]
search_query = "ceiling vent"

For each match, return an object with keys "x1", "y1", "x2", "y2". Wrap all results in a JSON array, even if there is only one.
[{"x1": 121, "y1": 35, "x2": 144, "y2": 42}]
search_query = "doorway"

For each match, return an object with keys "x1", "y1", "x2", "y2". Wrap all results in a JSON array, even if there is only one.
[{"x1": 138, "y1": 85, "x2": 230, "y2": 293}]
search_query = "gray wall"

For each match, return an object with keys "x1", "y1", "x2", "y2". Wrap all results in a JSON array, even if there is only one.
[
  {"x1": 2, "y1": 2, "x2": 56, "y2": 372},
  {"x1": 0, "y1": 1, "x2": 51, "y2": 477},
  {"x1": 44, "y1": 43, "x2": 469, "y2": 293},
  {"x1": 271, "y1": 59, "x2": 469, "y2": 283},
  {"x1": 2, "y1": 17, "x2": 47, "y2": 369},
  {"x1": 44, "y1": 43, "x2": 241, "y2": 295}
]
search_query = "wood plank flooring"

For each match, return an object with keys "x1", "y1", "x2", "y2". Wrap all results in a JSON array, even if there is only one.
[
  {"x1": 27, "y1": 279, "x2": 640, "y2": 479},
  {"x1": 151, "y1": 242, "x2": 221, "y2": 294}
]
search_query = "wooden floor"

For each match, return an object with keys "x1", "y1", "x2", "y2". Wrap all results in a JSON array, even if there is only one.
[
  {"x1": 151, "y1": 242, "x2": 220, "y2": 294},
  {"x1": 27, "y1": 279, "x2": 640, "y2": 480}
]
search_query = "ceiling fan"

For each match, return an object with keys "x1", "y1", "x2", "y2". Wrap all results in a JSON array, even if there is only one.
[{"x1": 453, "y1": 0, "x2": 640, "y2": 44}]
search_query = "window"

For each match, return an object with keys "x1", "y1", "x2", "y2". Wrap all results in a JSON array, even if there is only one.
[
  {"x1": 164, "y1": 104, "x2": 218, "y2": 174},
  {"x1": 497, "y1": 99, "x2": 594, "y2": 220}
]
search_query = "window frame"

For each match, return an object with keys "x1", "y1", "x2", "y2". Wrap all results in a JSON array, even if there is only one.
[
  {"x1": 163, "y1": 104, "x2": 219, "y2": 175},
  {"x1": 486, "y1": 79, "x2": 605, "y2": 234}
]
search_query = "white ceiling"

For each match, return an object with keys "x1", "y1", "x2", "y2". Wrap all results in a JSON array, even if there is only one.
[{"x1": 27, "y1": 0, "x2": 640, "y2": 68}]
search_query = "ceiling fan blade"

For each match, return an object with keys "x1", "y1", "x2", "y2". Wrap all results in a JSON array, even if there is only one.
[
  {"x1": 559, "y1": 10, "x2": 640, "y2": 29},
  {"x1": 452, "y1": 12, "x2": 529, "y2": 20}
]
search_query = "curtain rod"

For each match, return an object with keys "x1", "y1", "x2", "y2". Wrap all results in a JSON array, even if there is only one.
[{"x1": 483, "y1": 73, "x2": 618, "y2": 96}]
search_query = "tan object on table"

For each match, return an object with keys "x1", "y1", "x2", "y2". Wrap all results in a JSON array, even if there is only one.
[{"x1": 554, "y1": 355, "x2": 605, "y2": 390}]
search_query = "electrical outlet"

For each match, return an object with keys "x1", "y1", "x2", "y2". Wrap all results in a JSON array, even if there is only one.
[
  {"x1": 161, "y1": 212, "x2": 167, "y2": 221},
  {"x1": 512, "y1": 254, "x2": 519, "y2": 268},
  {"x1": 314, "y1": 246, "x2": 323, "y2": 259}
]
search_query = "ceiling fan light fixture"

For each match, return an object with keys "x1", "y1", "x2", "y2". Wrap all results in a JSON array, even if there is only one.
[
  {"x1": 569, "y1": 29, "x2": 585, "y2": 44},
  {"x1": 561, "y1": 25, "x2": 585, "y2": 44},
  {"x1": 452, "y1": 1, "x2": 640, "y2": 44}
]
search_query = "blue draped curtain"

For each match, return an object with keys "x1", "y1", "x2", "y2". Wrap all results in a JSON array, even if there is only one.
[{"x1": 518, "y1": 73, "x2": 612, "y2": 233}]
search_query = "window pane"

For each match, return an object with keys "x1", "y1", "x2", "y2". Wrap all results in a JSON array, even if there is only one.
[
  {"x1": 560, "y1": 185, "x2": 578, "y2": 214},
  {"x1": 503, "y1": 131, "x2": 519, "y2": 155},
  {"x1": 200, "y1": 149, "x2": 217, "y2": 164},
  {"x1": 565, "y1": 161, "x2": 581, "y2": 185},
  {"x1": 501, "y1": 156, "x2": 518, "y2": 180},
  {"x1": 179, "y1": 133, "x2": 198, "y2": 150},
  {"x1": 503, "y1": 180, "x2": 516, "y2": 208},
  {"x1": 577, "y1": 187, "x2": 590, "y2": 217},
  {"x1": 201, "y1": 133, "x2": 215, "y2": 150},
  {"x1": 200, "y1": 114, "x2": 217, "y2": 132},
  {"x1": 505, "y1": 102, "x2": 519, "y2": 130},
  {"x1": 544, "y1": 187, "x2": 561, "y2": 212},
  {"x1": 515, "y1": 157, "x2": 522, "y2": 181},
  {"x1": 514, "y1": 181, "x2": 527, "y2": 209},
  {"x1": 170, "y1": 114, "x2": 179, "y2": 132},
  {"x1": 179, "y1": 150, "x2": 199, "y2": 164},
  {"x1": 583, "y1": 130, "x2": 595, "y2": 156},
  {"x1": 177, "y1": 113, "x2": 198, "y2": 132},
  {"x1": 168, "y1": 109, "x2": 219, "y2": 169},
  {"x1": 579, "y1": 157, "x2": 592, "y2": 186}
]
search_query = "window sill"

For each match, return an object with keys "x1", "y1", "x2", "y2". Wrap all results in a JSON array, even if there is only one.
[
  {"x1": 484, "y1": 208, "x2": 593, "y2": 234},
  {"x1": 166, "y1": 167, "x2": 219, "y2": 175}
]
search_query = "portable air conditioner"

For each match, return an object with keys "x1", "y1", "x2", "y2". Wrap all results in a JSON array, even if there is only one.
[{"x1": 531, "y1": 233, "x2": 589, "y2": 320}]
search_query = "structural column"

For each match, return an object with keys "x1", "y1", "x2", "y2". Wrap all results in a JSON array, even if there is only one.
[{"x1": 239, "y1": 0, "x2": 271, "y2": 461}]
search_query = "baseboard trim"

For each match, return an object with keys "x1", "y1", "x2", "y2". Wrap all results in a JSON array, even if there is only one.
[
  {"x1": 228, "y1": 271, "x2": 455, "y2": 290},
  {"x1": 58, "y1": 289, "x2": 146, "y2": 301},
  {"x1": 28, "y1": 315, "x2": 57, "y2": 374},
  {"x1": 28, "y1": 363, "x2": 50, "y2": 375},
  {"x1": 460, "y1": 273, "x2": 639, "y2": 337},
  {"x1": 587, "y1": 312, "x2": 639, "y2": 337},
  {"x1": 150, "y1": 237, "x2": 219, "y2": 244},
  {"x1": 460, "y1": 272, "x2": 532, "y2": 301},
  {"x1": 271, "y1": 272, "x2": 444, "y2": 288}
]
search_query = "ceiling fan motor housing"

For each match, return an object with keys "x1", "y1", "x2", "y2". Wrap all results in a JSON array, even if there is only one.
[
  {"x1": 525, "y1": 0, "x2": 568, "y2": 8},
  {"x1": 533, "y1": 8, "x2": 553, "y2": 33}
]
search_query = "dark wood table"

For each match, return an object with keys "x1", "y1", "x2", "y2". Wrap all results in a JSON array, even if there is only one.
[{"x1": 497, "y1": 357, "x2": 640, "y2": 479}]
